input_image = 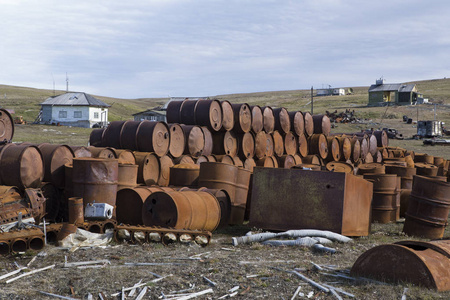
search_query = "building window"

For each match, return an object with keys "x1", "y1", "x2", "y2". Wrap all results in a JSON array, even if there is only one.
[
  {"x1": 59, "y1": 111, "x2": 67, "y2": 118},
  {"x1": 74, "y1": 111, "x2": 82, "y2": 118},
  {"x1": 94, "y1": 112, "x2": 99, "y2": 119}
]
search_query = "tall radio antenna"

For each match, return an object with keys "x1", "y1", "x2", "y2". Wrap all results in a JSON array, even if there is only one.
[{"x1": 66, "y1": 73, "x2": 69, "y2": 92}]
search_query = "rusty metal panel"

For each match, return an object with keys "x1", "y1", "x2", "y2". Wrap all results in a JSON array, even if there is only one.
[{"x1": 248, "y1": 168, "x2": 372, "y2": 236}]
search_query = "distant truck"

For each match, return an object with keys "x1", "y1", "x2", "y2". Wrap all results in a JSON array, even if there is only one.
[{"x1": 14, "y1": 116, "x2": 26, "y2": 124}]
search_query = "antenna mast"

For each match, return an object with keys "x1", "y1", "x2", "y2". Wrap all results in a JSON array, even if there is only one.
[{"x1": 66, "y1": 73, "x2": 69, "y2": 92}]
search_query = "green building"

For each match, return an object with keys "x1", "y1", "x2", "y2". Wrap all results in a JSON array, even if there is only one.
[{"x1": 368, "y1": 79, "x2": 419, "y2": 106}]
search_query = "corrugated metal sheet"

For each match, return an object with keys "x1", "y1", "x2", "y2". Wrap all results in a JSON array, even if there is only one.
[
  {"x1": 369, "y1": 83, "x2": 416, "y2": 93},
  {"x1": 41, "y1": 93, "x2": 110, "y2": 107}
]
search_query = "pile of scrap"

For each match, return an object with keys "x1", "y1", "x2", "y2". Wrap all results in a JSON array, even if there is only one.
[{"x1": 325, "y1": 109, "x2": 360, "y2": 123}]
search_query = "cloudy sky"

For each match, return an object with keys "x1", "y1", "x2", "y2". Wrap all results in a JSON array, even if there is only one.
[{"x1": 0, "y1": 0, "x2": 449, "y2": 99}]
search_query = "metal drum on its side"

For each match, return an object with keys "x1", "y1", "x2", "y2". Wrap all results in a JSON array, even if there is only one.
[
  {"x1": 118, "y1": 163, "x2": 138, "y2": 190},
  {"x1": 198, "y1": 162, "x2": 238, "y2": 207},
  {"x1": 212, "y1": 131, "x2": 238, "y2": 157},
  {"x1": 231, "y1": 103, "x2": 252, "y2": 133},
  {"x1": 262, "y1": 106, "x2": 275, "y2": 133},
  {"x1": 272, "y1": 107, "x2": 290, "y2": 134},
  {"x1": 136, "y1": 121, "x2": 170, "y2": 157},
  {"x1": 168, "y1": 123, "x2": 186, "y2": 158},
  {"x1": 284, "y1": 131, "x2": 297, "y2": 156},
  {"x1": 110, "y1": 149, "x2": 136, "y2": 165},
  {"x1": 278, "y1": 155, "x2": 296, "y2": 169},
  {"x1": 179, "y1": 99, "x2": 199, "y2": 125},
  {"x1": 166, "y1": 100, "x2": 184, "y2": 123},
  {"x1": 254, "y1": 131, "x2": 267, "y2": 159},
  {"x1": 220, "y1": 100, "x2": 234, "y2": 132},
  {"x1": 38, "y1": 143, "x2": 74, "y2": 188},
  {"x1": 200, "y1": 126, "x2": 213, "y2": 156},
  {"x1": 157, "y1": 155, "x2": 174, "y2": 187},
  {"x1": 89, "y1": 128, "x2": 105, "y2": 147},
  {"x1": 195, "y1": 99, "x2": 223, "y2": 132},
  {"x1": 250, "y1": 105, "x2": 263, "y2": 134},
  {"x1": 180, "y1": 125, "x2": 205, "y2": 158},
  {"x1": 102, "y1": 121, "x2": 126, "y2": 149},
  {"x1": 325, "y1": 136, "x2": 340, "y2": 162},
  {"x1": 116, "y1": 186, "x2": 163, "y2": 225},
  {"x1": 297, "y1": 133, "x2": 308, "y2": 157},
  {"x1": 237, "y1": 132, "x2": 255, "y2": 159},
  {"x1": 87, "y1": 146, "x2": 116, "y2": 159},
  {"x1": 119, "y1": 120, "x2": 141, "y2": 151},
  {"x1": 169, "y1": 164, "x2": 200, "y2": 187},
  {"x1": 272, "y1": 130, "x2": 284, "y2": 157},
  {"x1": 308, "y1": 134, "x2": 328, "y2": 160},
  {"x1": 302, "y1": 112, "x2": 314, "y2": 137},
  {"x1": 133, "y1": 152, "x2": 160, "y2": 186},
  {"x1": 0, "y1": 108, "x2": 14, "y2": 142},
  {"x1": 312, "y1": 114, "x2": 331, "y2": 136},
  {"x1": 70, "y1": 146, "x2": 92, "y2": 158},
  {"x1": 289, "y1": 111, "x2": 304, "y2": 136}
]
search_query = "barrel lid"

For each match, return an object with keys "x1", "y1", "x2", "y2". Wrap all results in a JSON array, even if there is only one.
[
  {"x1": 158, "y1": 155, "x2": 174, "y2": 186},
  {"x1": 233, "y1": 103, "x2": 251, "y2": 133},
  {"x1": 223, "y1": 131, "x2": 238, "y2": 157},
  {"x1": 254, "y1": 131, "x2": 267, "y2": 159},
  {"x1": 220, "y1": 101, "x2": 234, "y2": 131},
  {"x1": 168, "y1": 124, "x2": 185, "y2": 158},
  {"x1": 289, "y1": 111, "x2": 304, "y2": 136},
  {"x1": 272, "y1": 131, "x2": 284, "y2": 157},
  {"x1": 263, "y1": 106, "x2": 275, "y2": 133},
  {"x1": 284, "y1": 131, "x2": 297, "y2": 156},
  {"x1": 326, "y1": 161, "x2": 354, "y2": 173},
  {"x1": 0, "y1": 109, "x2": 14, "y2": 142},
  {"x1": 240, "y1": 132, "x2": 255, "y2": 158},
  {"x1": 251, "y1": 105, "x2": 263, "y2": 133},
  {"x1": 208, "y1": 100, "x2": 223, "y2": 131},
  {"x1": 303, "y1": 112, "x2": 314, "y2": 136}
]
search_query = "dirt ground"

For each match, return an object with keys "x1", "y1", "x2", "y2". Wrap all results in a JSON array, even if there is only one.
[{"x1": 0, "y1": 221, "x2": 449, "y2": 300}]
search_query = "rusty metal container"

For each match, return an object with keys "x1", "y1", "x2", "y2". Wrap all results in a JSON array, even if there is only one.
[
  {"x1": 87, "y1": 146, "x2": 116, "y2": 159},
  {"x1": 102, "y1": 121, "x2": 126, "y2": 149},
  {"x1": 119, "y1": 120, "x2": 141, "y2": 151},
  {"x1": 168, "y1": 123, "x2": 186, "y2": 158},
  {"x1": 57, "y1": 223, "x2": 78, "y2": 241},
  {"x1": 166, "y1": 100, "x2": 184, "y2": 123},
  {"x1": 133, "y1": 152, "x2": 160, "y2": 186},
  {"x1": 289, "y1": 111, "x2": 304, "y2": 136},
  {"x1": 256, "y1": 156, "x2": 278, "y2": 168},
  {"x1": 89, "y1": 128, "x2": 105, "y2": 147},
  {"x1": 308, "y1": 134, "x2": 328, "y2": 160},
  {"x1": 0, "y1": 143, "x2": 44, "y2": 189},
  {"x1": 333, "y1": 136, "x2": 351, "y2": 162},
  {"x1": 237, "y1": 132, "x2": 255, "y2": 159},
  {"x1": 200, "y1": 126, "x2": 213, "y2": 156},
  {"x1": 0, "y1": 108, "x2": 14, "y2": 142},
  {"x1": 169, "y1": 163, "x2": 200, "y2": 187},
  {"x1": 297, "y1": 133, "x2": 308, "y2": 157},
  {"x1": 352, "y1": 134, "x2": 368, "y2": 160},
  {"x1": 400, "y1": 189, "x2": 411, "y2": 218},
  {"x1": 415, "y1": 162, "x2": 439, "y2": 176},
  {"x1": 196, "y1": 155, "x2": 216, "y2": 165},
  {"x1": 157, "y1": 155, "x2": 173, "y2": 187},
  {"x1": 68, "y1": 197, "x2": 84, "y2": 224},
  {"x1": 293, "y1": 154, "x2": 303, "y2": 165},
  {"x1": 348, "y1": 136, "x2": 361, "y2": 163},
  {"x1": 198, "y1": 162, "x2": 238, "y2": 207},
  {"x1": 384, "y1": 164, "x2": 416, "y2": 189},
  {"x1": 272, "y1": 107, "x2": 290, "y2": 134},
  {"x1": 198, "y1": 187, "x2": 231, "y2": 229},
  {"x1": 250, "y1": 105, "x2": 264, "y2": 133},
  {"x1": 220, "y1": 155, "x2": 243, "y2": 167},
  {"x1": 351, "y1": 240, "x2": 450, "y2": 291},
  {"x1": 70, "y1": 146, "x2": 92, "y2": 158},
  {"x1": 254, "y1": 131, "x2": 267, "y2": 159},
  {"x1": 278, "y1": 155, "x2": 296, "y2": 169},
  {"x1": 312, "y1": 114, "x2": 331, "y2": 136},
  {"x1": 272, "y1": 131, "x2": 284, "y2": 157},
  {"x1": 433, "y1": 156, "x2": 445, "y2": 167},
  {"x1": 403, "y1": 175, "x2": 450, "y2": 239},
  {"x1": 136, "y1": 121, "x2": 170, "y2": 157},
  {"x1": 303, "y1": 112, "x2": 314, "y2": 137},
  {"x1": 265, "y1": 133, "x2": 274, "y2": 157},
  {"x1": 0, "y1": 186, "x2": 31, "y2": 225},
  {"x1": 364, "y1": 152, "x2": 374, "y2": 163},
  {"x1": 301, "y1": 154, "x2": 320, "y2": 166},
  {"x1": 262, "y1": 106, "x2": 275, "y2": 133},
  {"x1": 326, "y1": 161, "x2": 354, "y2": 173},
  {"x1": 414, "y1": 153, "x2": 434, "y2": 164},
  {"x1": 364, "y1": 174, "x2": 398, "y2": 223},
  {"x1": 180, "y1": 125, "x2": 205, "y2": 157},
  {"x1": 116, "y1": 186, "x2": 163, "y2": 225},
  {"x1": 179, "y1": 99, "x2": 199, "y2": 125},
  {"x1": 244, "y1": 157, "x2": 257, "y2": 172},
  {"x1": 220, "y1": 100, "x2": 234, "y2": 132},
  {"x1": 249, "y1": 168, "x2": 373, "y2": 236},
  {"x1": 195, "y1": 99, "x2": 223, "y2": 131},
  {"x1": 212, "y1": 131, "x2": 238, "y2": 157},
  {"x1": 325, "y1": 136, "x2": 340, "y2": 162},
  {"x1": 230, "y1": 168, "x2": 251, "y2": 225},
  {"x1": 231, "y1": 103, "x2": 251, "y2": 133},
  {"x1": 173, "y1": 155, "x2": 195, "y2": 165},
  {"x1": 72, "y1": 158, "x2": 118, "y2": 217},
  {"x1": 110, "y1": 149, "x2": 136, "y2": 164},
  {"x1": 357, "y1": 163, "x2": 385, "y2": 175},
  {"x1": 367, "y1": 134, "x2": 378, "y2": 156},
  {"x1": 118, "y1": 163, "x2": 138, "y2": 190},
  {"x1": 283, "y1": 131, "x2": 297, "y2": 156},
  {"x1": 38, "y1": 143, "x2": 74, "y2": 188},
  {"x1": 378, "y1": 147, "x2": 389, "y2": 159},
  {"x1": 142, "y1": 190, "x2": 220, "y2": 231}
]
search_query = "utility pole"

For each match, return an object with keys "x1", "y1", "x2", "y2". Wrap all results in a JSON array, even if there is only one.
[
  {"x1": 311, "y1": 86, "x2": 314, "y2": 114},
  {"x1": 66, "y1": 73, "x2": 69, "y2": 92}
]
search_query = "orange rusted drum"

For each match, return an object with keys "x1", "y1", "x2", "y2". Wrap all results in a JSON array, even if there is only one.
[
  {"x1": 180, "y1": 125, "x2": 205, "y2": 158},
  {"x1": 378, "y1": 147, "x2": 389, "y2": 159},
  {"x1": 119, "y1": 120, "x2": 141, "y2": 151},
  {"x1": 308, "y1": 134, "x2": 328, "y2": 160},
  {"x1": 220, "y1": 155, "x2": 243, "y2": 167},
  {"x1": 237, "y1": 132, "x2": 255, "y2": 159},
  {"x1": 0, "y1": 143, "x2": 44, "y2": 189},
  {"x1": 325, "y1": 136, "x2": 340, "y2": 162},
  {"x1": 142, "y1": 190, "x2": 220, "y2": 231},
  {"x1": 415, "y1": 162, "x2": 439, "y2": 176},
  {"x1": 169, "y1": 164, "x2": 200, "y2": 187},
  {"x1": 263, "y1": 106, "x2": 275, "y2": 133},
  {"x1": 158, "y1": 155, "x2": 174, "y2": 187},
  {"x1": 136, "y1": 121, "x2": 170, "y2": 157},
  {"x1": 166, "y1": 100, "x2": 184, "y2": 123},
  {"x1": 102, "y1": 121, "x2": 126, "y2": 149},
  {"x1": 284, "y1": 131, "x2": 297, "y2": 156},
  {"x1": 118, "y1": 163, "x2": 138, "y2": 190},
  {"x1": 70, "y1": 146, "x2": 92, "y2": 158},
  {"x1": 244, "y1": 157, "x2": 257, "y2": 172},
  {"x1": 414, "y1": 153, "x2": 434, "y2": 164},
  {"x1": 212, "y1": 131, "x2": 238, "y2": 156},
  {"x1": 173, "y1": 155, "x2": 195, "y2": 165},
  {"x1": 198, "y1": 187, "x2": 231, "y2": 228},
  {"x1": 367, "y1": 134, "x2": 378, "y2": 156},
  {"x1": 168, "y1": 123, "x2": 185, "y2": 158},
  {"x1": 68, "y1": 197, "x2": 84, "y2": 224},
  {"x1": 326, "y1": 161, "x2": 354, "y2": 174},
  {"x1": 289, "y1": 111, "x2": 304, "y2": 136},
  {"x1": 372, "y1": 130, "x2": 389, "y2": 147},
  {"x1": 230, "y1": 168, "x2": 252, "y2": 225},
  {"x1": 364, "y1": 152, "x2": 374, "y2": 163},
  {"x1": 348, "y1": 136, "x2": 361, "y2": 163},
  {"x1": 116, "y1": 186, "x2": 163, "y2": 225},
  {"x1": 297, "y1": 133, "x2": 308, "y2": 157},
  {"x1": 200, "y1": 126, "x2": 213, "y2": 156},
  {"x1": 400, "y1": 189, "x2": 411, "y2": 218},
  {"x1": 293, "y1": 154, "x2": 302, "y2": 165},
  {"x1": 301, "y1": 154, "x2": 320, "y2": 166},
  {"x1": 40, "y1": 182, "x2": 61, "y2": 222},
  {"x1": 272, "y1": 107, "x2": 291, "y2": 134},
  {"x1": 364, "y1": 174, "x2": 398, "y2": 223},
  {"x1": 231, "y1": 103, "x2": 252, "y2": 133},
  {"x1": 110, "y1": 149, "x2": 136, "y2": 164},
  {"x1": 38, "y1": 144, "x2": 74, "y2": 188},
  {"x1": 278, "y1": 155, "x2": 296, "y2": 169},
  {"x1": 302, "y1": 112, "x2": 314, "y2": 137},
  {"x1": 272, "y1": 131, "x2": 284, "y2": 157},
  {"x1": 195, "y1": 99, "x2": 223, "y2": 131},
  {"x1": 220, "y1": 100, "x2": 234, "y2": 132},
  {"x1": 433, "y1": 156, "x2": 445, "y2": 167},
  {"x1": 384, "y1": 164, "x2": 416, "y2": 189},
  {"x1": 196, "y1": 155, "x2": 216, "y2": 165},
  {"x1": 198, "y1": 162, "x2": 238, "y2": 206},
  {"x1": 0, "y1": 108, "x2": 14, "y2": 142},
  {"x1": 256, "y1": 156, "x2": 278, "y2": 168},
  {"x1": 87, "y1": 146, "x2": 115, "y2": 159},
  {"x1": 179, "y1": 99, "x2": 199, "y2": 125},
  {"x1": 264, "y1": 133, "x2": 274, "y2": 157},
  {"x1": 254, "y1": 131, "x2": 267, "y2": 159},
  {"x1": 352, "y1": 134, "x2": 368, "y2": 160},
  {"x1": 312, "y1": 114, "x2": 331, "y2": 136},
  {"x1": 72, "y1": 157, "x2": 118, "y2": 217},
  {"x1": 133, "y1": 152, "x2": 160, "y2": 186},
  {"x1": 57, "y1": 223, "x2": 78, "y2": 241},
  {"x1": 357, "y1": 163, "x2": 385, "y2": 175},
  {"x1": 89, "y1": 128, "x2": 105, "y2": 147},
  {"x1": 250, "y1": 105, "x2": 264, "y2": 133},
  {"x1": 334, "y1": 136, "x2": 351, "y2": 162}
]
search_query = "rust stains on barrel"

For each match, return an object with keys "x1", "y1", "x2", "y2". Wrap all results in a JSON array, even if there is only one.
[
  {"x1": 364, "y1": 174, "x2": 398, "y2": 223},
  {"x1": 256, "y1": 156, "x2": 278, "y2": 168},
  {"x1": 134, "y1": 152, "x2": 160, "y2": 186},
  {"x1": 198, "y1": 162, "x2": 238, "y2": 207},
  {"x1": 173, "y1": 154, "x2": 195, "y2": 165},
  {"x1": 272, "y1": 131, "x2": 284, "y2": 157},
  {"x1": 87, "y1": 146, "x2": 115, "y2": 159},
  {"x1": 263, "y1": 106, "x2": 275, "y2": 133},
  {"x1": 0, "y1": 108, "x2": 14, "y2": 142},
  {"x1": 168, "y1": 123, "x2": 185, "y2": 158},
  {"x1": 102, "y1": 121, "x2": 126, "y2": 149},
  {"x1": 166, "y1": 100, "x2": 184, "y2": 123},
  {"x1": 325, "y1": 136, "x2": 340, "y2": 162},
  {"x1": 415, "y1": 162, "x2": 439, "y2": 176},
  {"x1": 250, "y1": 105, "x2": 263, "y2": 133},
  {"x1": 297, "y1": 133, "x2": 308, "y2": 157},
  {"x1": 220, "y1": 100, "x2": 234, "y2": 132},
  {"x1": 68, "y1": 197, "x2": 84, "y2": 224},
  {"x1": 231, "y1": 103, "x2": 252, "y2": 133},
  {"x1": 195, "y1": 99, "x2": 223, "y2": 131},
  {"x1": 230, "y1": 168, "x2": 252, "y2": 225},
  {"x1": 254, "y1": 131, "x2": 267, "y2": 159},
  {"x1": 373, "y1": 130, "x2": 389, "y2": 147},
  {"x1": 284, "y1": 131, "x2": 297, "y2": 156},
  {"x1": 237, "y1": 132, "x2": 255, "y2": 158},
  {"x1": 244, "y1": 157, "x2": 257, "y2": 172},
  {"x1": 308, "y1": 133, "x2": 328, "y2": 159},
  {"x1": 200, "y1": 126, "x2": 213, "y2": 156},
  {"x1": 116, "y1": 187, "x2": 151, "y2": 225},
  {"x1": 158, "y1": 155, "x2": 174, "y2": 187},
  {"x1": 312, "y1": 114, "x2": 331, "y2": 136},
  {"x1": 289, "y1": 111, "x2": 304, "y2": 136},
  {"x1": 198, "y1": 188, "x2": 231, "y2": 228},
  {"x1": 118, "y1": 163, "x2": 138, "y2": 190},
  {"x1": 303, "y1": 112, "x2": 314, "y2": 136},
  {"x1": 334, "y1": 136, "x2": 351, "y2": 161},
  {"x1": 278, "y1": 155, "x2": 296, "y2": 169},
  {"x1": 212, "y1": 131, "x2": 238, "y2": 156},
  {"x1": 0, "y1": 143, "x2": 44, "y2": 189},
  {"x1": 38, "y1": 143, "x2": 74, "y2": 188},
  {"x1": 272, "y1": 107, "x2": 291, "y2": 134},
  {"x1": 119, "y1": 120, "x2": 141, "y2": 151},
  {"x1": 89, "y1": 128, "x2": 105, "y2": 147},
  {"x1": 180, "y1": 125, "x2": 204, "y2": 157},
  {"x1": 136, "y1": 121, "x2": 170, "y2": 157},
  {"x1": 70, "y1": 146, "x2": 92, "y2": 158},
  {"x1": 179, "y1": 99, "x2": 198, "y2": 125},
  {"x1": 110, "y1": 149, "x2": 136, "y2": 164},
  {"x1": 169, "y1": 163, "x2": 200, "y2": 187}
]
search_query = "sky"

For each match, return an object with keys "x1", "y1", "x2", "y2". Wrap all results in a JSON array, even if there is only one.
[{"x1": 0, "y1": 0, "x2": 449, "y2": 99}]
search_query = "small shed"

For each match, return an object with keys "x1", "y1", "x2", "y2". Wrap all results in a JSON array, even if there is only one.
[
  {"x1": 40, "y1": 92, "x2": 110, "y2": 128},
  {"x1": 133, "y1": 109, "x2": 166, "y2": 122},
  {"x1": 368, "y1": 79, "x2": 419, "y2": 105}
]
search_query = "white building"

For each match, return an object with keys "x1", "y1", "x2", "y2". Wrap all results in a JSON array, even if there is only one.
[{"x1": 40, "y1": 92, "x2": 110, "y2": 128}]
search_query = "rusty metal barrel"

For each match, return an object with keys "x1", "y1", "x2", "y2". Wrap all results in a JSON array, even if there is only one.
[
  {"x1": 244, "y1": 157, "x2": 257, "y2": 172},
  {"x1": 133, "y1": 152, "x2": 160, "y2": 186},
  {"x1": 326, "y1": 161, "x2": 354, "y2": 173},
  {"x1": 102, "y1": 121, "x2": 126, "y2": 149},
  {"x1": 403, "y1": 175, "x2": 450, "y2": 239},
  {"x1": 72, "y1": 157, "x2": 118, "y2": 217},
  {"x1": 415, "y1": 163, "x2": 439, "y2": 176},
  {"x1": 220, "y1": 100, "x2": 234, "y2": 132},
  {"x1": 116, "y1": 186, "x2": 163, "y2": 225},
  {"x1": 230, "y1": 168, "x2": 252, "y2": 225},
  {"x1": 263, "y1": 106, "x2": 275, "y2": 133},
  {"x1": 142, "y1": 190, "x2": 221, "y2": 231},
  {"x1": 289, "y1": 111, "x2": 304, "y2": 136},
  {"x1": 119, "y1": 120, "x2": 141, "y2": 151},
  {"x1": 385, "y1": 164, "x2": 416, "y2": 189},
  {"x1": 0, "y1": 143, "x2": 44, "y2": 189},
  {"x1": 250, "y1": 105, "x2": 264, "y2": 133},
  {"x1": 278, "y1": 155, "x2": 296, "y2": 169},
  {"x1": 348, "y1": 136, "x2": 361, "y2": 163},
  {"x1": 169, "y1": 164, "x2": 200, "y2": 187},
  {"x1": 200, "y1": 127, "x2": 213, "y2": 156},
  {"x1": 173, "y1": 155, "x2": 195, "y2": 165},
  {"x1": 357, "y1": 163, "x2": 385, "y2": 175},
  {"x1": 212, "y1": 131, "x2": 238, "y2": 156},
  {"x1": 312, "y1": 114, "x2": 331, "y2": 136},
  {"x1": 364, "y1": 174, "x2": 399, "y2": 223},
  {"x1": 87, "y1": 146, "x2": 114, "y2": 159},
  {"x1": 414, "y1": 153, "x2": 434, "y2": 164},
  {"x1": 68, "y1": 197, "x2": 84, "y2": 224},
  {"x1": 325, "y1": 136, "x2": 341, "y2": 162},
  {"x1": 118, "y1": 163, "x2": 138, "y2": 190},
  {"x1": 110, "y1": 149, "x2": 136, "y2": 164},
  {"x1": 302, "y1": 154, "x2": 320, "y2": 166},
  {"x1": 272, "y1": 131, "x2": 284, "y2": 157},
  {"x1": 293, "y1": 154, "x2": 303, "y2": 165},
  {"x1": 0, "y1": 108, "x2": 14, "y2": 142},
  {"x1": 231, "y1": 103, "x2": 252, "y2": 133},
  {"x1": 254, "y1": 131, "x2": 268, "y2": 159},
  {"x1": 180, "y1": 125, "x2": 205, "y2": 158},
  {"x1": 89, "y1": 128, "x2": 105, "y2": 147},
  {"x1": 297, "y1": 133, "x2": 308, "y2": 157},
  {"x1": 168, "y1": 123, "x2": 186, "y2": 158},
  {"x1": 284, "y1": 132, "x2": 297, "y2": 156},
  {"x1": 198, "y1": 187, "x2": 231, "y2": 228},
  {"x1": 40, "y1": 182, "x2": 61, "y2": 222},
  {"x1": 308, "y1": 134, "x2": 328, "y2": 160},
  {"x1": 219, "y1": 155, "x2": 243, "y2": 167},
  {"x1": 237, "y1": 132, "x2": 255, "y2": 159},
  {"x1": 272, "y1": 107, "x2": 291, "y2": 134},
  {"x1": 372, "y1": 130, "x2": 389, "y2": 147},
  {"x1": 136, "y1": 121, "x2": 170, "y2": 157},
  {"x1": 166, "y1": 100, "x2": 184, "y2": 123},
  {"x1": 38, "y1": 143, "x2": 74, "y2": 188},
  {"x1": 333, "y1": 136, "x2": 351, "y2": 162},
  {"x1": 303, "y1": 112, "x2": 314, "y2": 136},
  {"x1": 196, "y1": 155, "x2": 216, "y2": 165},
  {"x1": 179, "y1": 99, "x2": 198, "y2": 125},
  {"x1": 198, "y1": 162, "x2": 238, "y2": 208},
  {"x1": 157, "y1": 155, "x2": 174, "y2": 187},
  {"x1": 256, "y1": 156, "x2": 278, "y2": 168},
  {"x1": 70, "y1": 146, "x2": 92, "y2": 158},
  {"x1": 194, "y1": 99, "x2": 223, "y2": 131}
]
